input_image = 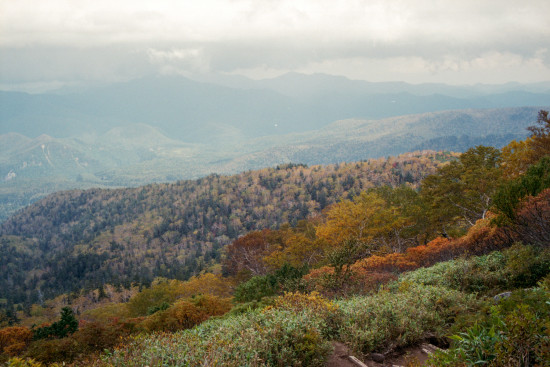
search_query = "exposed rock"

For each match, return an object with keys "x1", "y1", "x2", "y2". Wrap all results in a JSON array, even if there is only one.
[{"x1": 494, "y1": 291, "x2": 512, "y2": 302}]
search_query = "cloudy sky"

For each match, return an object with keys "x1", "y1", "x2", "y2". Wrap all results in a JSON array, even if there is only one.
[{"x1": 1, "y1": 0, "x2": 549, "y2": 91}]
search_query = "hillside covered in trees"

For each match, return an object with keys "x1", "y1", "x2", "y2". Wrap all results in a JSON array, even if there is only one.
[
  {"x1": 1, "y1": 106, "x2": 541, "y2": 223},
  {"x1": 0, "y1": 151, "x2": 456, "y2": 308},
  {"x1": 0, "y1": 110, "x2": 549, "y2": 366}
]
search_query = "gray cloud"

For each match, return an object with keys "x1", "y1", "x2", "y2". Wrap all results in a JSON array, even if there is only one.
[{"x1": 1, "y1": 0, "x2": 549, "y2": 90}]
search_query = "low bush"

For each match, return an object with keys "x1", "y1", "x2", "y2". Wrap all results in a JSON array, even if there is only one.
[
  {"x1": 0, "y1": 326, "x2": 32, "y2": 357},
  {"x1": 503, "y1": 243, "x2": 550, "y2": 288},
  {"x1": 398, "y1": 245, "x2": 550, "y2": 296},
  {"x1": 303, "y1": 265, "x2": 398, "y2": 297},
  {"x1": 233, "y1": 274, "x2": 278, "y2": 302},
  {"x1": 23, "y1": 318, "x2": 131, "y2": 364},
  {"x1": 399, "y1": 251, "x2": 508, "y2": 295},
  {"x1": 24, "y1": 338, "x2": 79, "y2": 365},
  {"x1": 272, "y1": 292, "x2": 340, "y2": 338},
  {"x1": 226, "y1": 297, "x2": 276, "y2": 316},
  {"x1": 429, "y1": 288, "x2": 550, "y2": 366},
  {"x1": 336, "y1": 283, "x2": 478, "y2": 356},
  {"x1": 99, "y1": 303, "x2": 332, "y2": 366},
  {"x1": 92, "y1": 248, "x2": 550, "y2": 366},
  {"x1": 233, "y1": 264, "x2": 308, "y2": 302},
  {"x1": 140, "y1": 295, "x2": 232, "y2": 332}
]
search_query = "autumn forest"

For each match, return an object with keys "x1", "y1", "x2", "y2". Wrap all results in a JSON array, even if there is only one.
[{"x1": 0, "y1": 111, "x2": 549, "y2": 366}]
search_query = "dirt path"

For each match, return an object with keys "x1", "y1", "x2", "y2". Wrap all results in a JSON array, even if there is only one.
[
  {"x1": 326, "y1": 342, "x2": 363, "y2": 367},
  {"x1": 326, "y1": 341, "x2": 435, "y2": 367}
]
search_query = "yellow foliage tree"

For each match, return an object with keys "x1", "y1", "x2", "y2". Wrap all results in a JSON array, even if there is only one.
[
  {"x1": 316, "y1": 192, "x2": 405, "y2": 252},
  {"x1": 178, "y1": 273, "x2": 234, "y2": 298},
  {"x1": 262, "y1": 220, "x2": 328, "y2": 270},
  {"x1": 501, "y1": 138, "x2": 535, "y2": 179},
  {"x1": 126, "y1": 279, "x2": 184, "y2": 317}
]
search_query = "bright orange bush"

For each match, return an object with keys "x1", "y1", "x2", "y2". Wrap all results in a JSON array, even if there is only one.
[
  {"x1": 141, "y1": 300, "x2": 205, "y2": 332},
  {"x1": 0, "y1": 326, "x2": 32, "y2": 356},
  {"x1": 141, "y1": 295, "x2": 232, "y2": 332}
]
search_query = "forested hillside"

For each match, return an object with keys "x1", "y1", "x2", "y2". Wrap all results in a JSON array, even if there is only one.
[
  {"x1": 1, "y1": 106, "x2": 542, "y2": 222},
  {"x1": 0, "y1": 151, "x2": 455, "y2": 307},
  {"x1": 1, "y1": 110, "x2": 549, "y2": 366}
]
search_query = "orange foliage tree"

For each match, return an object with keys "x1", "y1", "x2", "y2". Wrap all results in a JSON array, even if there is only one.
[
  {"x1": 305, "y1": 215, "x2": 516, "y2": 296},
  {"x1": 511, "y1": 188, "x2": 550, "y2": 245},
  {"x1": 223, "y1": 229, "x2": 283, "y2": 278}
]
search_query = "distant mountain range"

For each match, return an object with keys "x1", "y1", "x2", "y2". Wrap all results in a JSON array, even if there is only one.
[
  {"x1": 2, "y1": 73, "x2": 550, "y2": 142},
  {"x1": 1, "y1": 72, "x2": 549, "y2": 220}
]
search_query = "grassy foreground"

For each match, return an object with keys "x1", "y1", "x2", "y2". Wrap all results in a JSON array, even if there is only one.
[{"x1": 88, "y1": 245, "x2": 549, "y2": 367}]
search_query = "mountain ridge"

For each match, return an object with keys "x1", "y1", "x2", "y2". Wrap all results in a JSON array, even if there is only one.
[
  {"x1": 0, "y1": 106, "x2": 546, "y2": 221},
  {"x1": 3, "y1": 74, "x2": 550, "y2": 141}
]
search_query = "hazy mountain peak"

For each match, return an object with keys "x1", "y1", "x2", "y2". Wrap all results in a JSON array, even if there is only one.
[{"x1": 100, "y1": 123, "x2": 181, "y2": 147}]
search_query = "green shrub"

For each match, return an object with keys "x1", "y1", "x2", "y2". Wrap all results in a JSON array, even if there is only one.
[
  {"x1": 97, "y1": 251, "x2": 548, "y2": 366},
  {"x1": 226, "y1": 297, "x2": 276, "y2": 316},
  {"x1": 272, "y1": 292, "x2": 340, "y2": 338},
  {"x1": 430, "y1": 288, "x2": 550, "y2": 366},
  {"x1": 100, "y1": 303, "x2": 332, "y2": 366},
  {"x1": 503, "y1": 244, "x2": 550, "y2": 288},
  {"x1": 126, "y1": 281, "x2": 181, "y2": 317},
  {"x1": 146, "y1": 302, "x2": 170, "y2": 315},
  {"x1": 494, "y1": 303, "x2": 549, "y2": 366},
  {"x1": 233, "y1": 275, "x2": 278, "y2": 302},
  {"x1": 538, "y1": 274, "x2": 550, "y2": 290},
  {"x1": 399, "y1": 252, "x2": 507, "y2": 295},
  {"x1": 233, "y1": 264, "x2": 308, "y2": 303},
  {"x1": 335, "y1": 283, "x2": 478, "y2": 356},
  {"x1": 448, "y1": 324, "x2": 501, "y2": 365},
  {"x1": 400, "y1": 246, "x2": 550, "y2": 295},
  {"x1": 492, "y1": 155, "x2": 550, "y2": 222}
]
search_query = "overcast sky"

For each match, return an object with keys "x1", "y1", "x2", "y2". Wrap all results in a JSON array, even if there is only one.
[{"x1": 1, "y1": 0, "x2": 549, "y2": 91}]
